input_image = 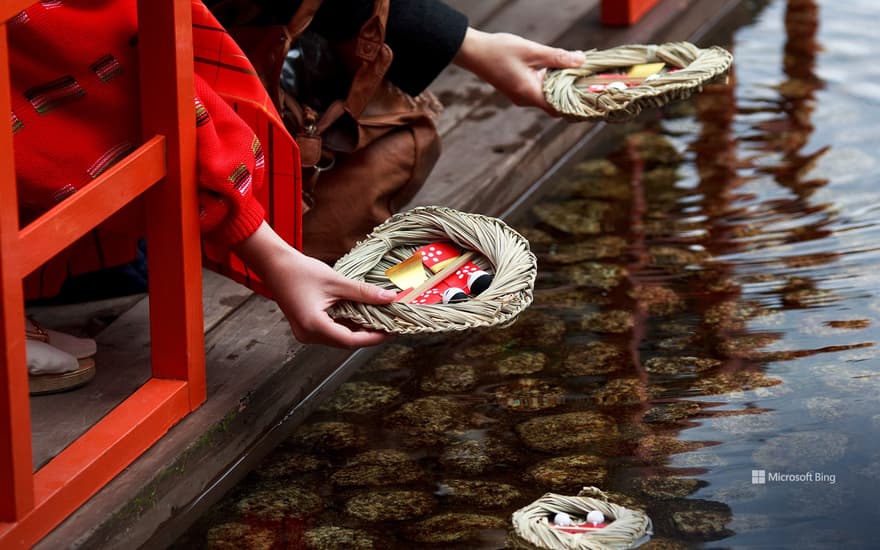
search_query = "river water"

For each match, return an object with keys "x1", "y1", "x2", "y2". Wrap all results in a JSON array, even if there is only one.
[{"x1": 179, "y1": 0, "x2": 880, "y2": 548}]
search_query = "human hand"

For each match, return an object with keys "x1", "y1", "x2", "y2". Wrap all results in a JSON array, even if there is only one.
[
  {"x1": 234, "y1": 223, "x2": 395, "y2": 348},
  {"x1": 453, "y1": 28, "x2": 584, "y2": 115}
]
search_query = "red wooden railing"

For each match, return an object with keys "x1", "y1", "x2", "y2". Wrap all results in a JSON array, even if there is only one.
[
  {"x1": 602, "y1": 0, "x2": 662, "y2": 26},
  {"x1": 0, "y1": 1, "x2": 205, "y2": 547}
]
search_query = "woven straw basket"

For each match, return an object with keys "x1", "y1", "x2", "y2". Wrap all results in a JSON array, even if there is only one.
[
  {"x1": 508, "y1": 487, "x2": 653, "y2": 550},
  {"x1": 544, "y1": 41, "x2": 733, "y2": 122},
  {"x1": 330, "y1": 206, "x2": 537, "y2": 334}
]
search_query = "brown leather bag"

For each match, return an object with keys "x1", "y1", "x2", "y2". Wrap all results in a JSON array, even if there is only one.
[{"x1": 218, "y1": 0, "x2": 442, "y2": 262}]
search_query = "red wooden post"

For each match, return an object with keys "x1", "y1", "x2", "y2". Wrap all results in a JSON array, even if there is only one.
[
  {"x1": 0, "y1": 21, "x2": 35, "y2": 523},
  {"x1": 601, "y1": 0, "x2": 662, "y2": 26}
]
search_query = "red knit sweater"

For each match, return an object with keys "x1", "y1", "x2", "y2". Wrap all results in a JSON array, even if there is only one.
[{"x1": 9, "y1": 0, "x2": 293, "y2": 298}]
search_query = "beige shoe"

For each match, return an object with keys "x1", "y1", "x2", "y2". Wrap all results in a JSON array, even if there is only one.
[{"x1": 26, "y1": 318, "x2": 97, "y2": 396}]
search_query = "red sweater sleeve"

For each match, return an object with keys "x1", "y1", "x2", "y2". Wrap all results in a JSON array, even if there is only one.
[{"x1": 193, "y1": 75, "x2": 266, "y2": 246}]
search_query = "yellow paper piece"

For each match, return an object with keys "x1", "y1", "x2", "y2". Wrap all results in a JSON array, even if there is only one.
[
  {"x1": 431, "y1": 256, "x2": 459, "y2": 273},
  {"x1": 628, "y1": 62, "x2": 666, "y2": 78},
  {"x1": 384, "y1": 254, "x2": 428, "y2": 290}
]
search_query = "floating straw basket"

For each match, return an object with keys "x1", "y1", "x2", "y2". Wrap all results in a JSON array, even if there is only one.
[
  {"x1": 544, "y1": 41, "x2": 733, "y2": 122},
  {"x1": 508, "y1": 487, "x2": 653, "y2": 550},
  {"x1": 330, "y1": 206, "x2": 537, "y2": 334}
]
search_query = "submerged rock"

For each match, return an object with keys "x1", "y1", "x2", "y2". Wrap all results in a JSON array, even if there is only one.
[
  {"x1": 648, "y1": 246, "x2": 709, "y2": 269},
  {"x1": 563, "y1": 262, "x2": 628, "y2": 290},
  {"x1": 643, "y1": 401, "x2": 702, "y2": 424},
  {"x1": 623, "y1": 132, "x2": 683, "y2": 167},
  {"x1": 330, "y1": 449, "x2": 424, "y2": 487},
  {"x1": 438, "y1": 437, "x2": 519, "y2": 475},
  {"x1": 385, "y1": 396, "x2": 469, "y2": 445},
  {"x1": 629, "y1": 285, "x2": 686, "y2": 316},
  {"x1": 635, "y1": 477, "x2": 705, "y2": 499},
  {"x1": 206, "y1": 522, "x2": 275, "y2": 550},
  {"x1": 525, "y1": 455, "x2": 608, "y2": 490},
  {"x1": 539, "y1": 236, "x2": 628, "y2": 264},
  {"x1": 644, "y1": 356, "x2": 721, "y2": 376},
  {"x1": 593, "y1": 378, "x2": 662, "y2": 407},
  {"x1": 253, "y1": 452, "x2": 328, "y2": 480},
  {"x1": 497, "y1": 352, "x2": 548, "y2": 376},
  {"x1": 420, "y1": 364, "x2": 477, "y2": 393},
  {"x1": 436, "y1": 479, "x2": 523, "y2": 508},
  {"x1": 318, "y1": 381, "x2": 400, "y2": 415},
  {"x1": 516, "y1": 411, "x2": 617, "y2": 452},
  {"x1": 482, "y1": 309, "x2": 567, "y2": 347},
  {"x1": 235, "y1": 483, "x2": 322, "y2": 522},
  {"x1": 303, "y1": 526, "x2": 379, "y2": 550},
  {"x1": 667, "y1": 503, "x2": 733, "y2": 541},
  {"x1": 291, "y1": 421, "x2": 367, "y2": 453},
  {"x1": 531, "y1": 200, "x2": 612, "y2": 235},
  {"x1": 534, "y1": 287, "x2": 611, "y2": 309},
  {"x1": 344, "y1": 490, "x2": 435, "y2": 522},
  {"x1": 691, "y1": 372, "x2": 783, "y2": 396},
  {"x1": 560, "y1": 341, "x2": 625, "y2": 376},
  {"x1": 581, "y1": 310, "x2": 635, "y2": 333},
  {"x1": 494, "y1": 378, "x2": 565, "y2": 412},
  {"x1": 361, "y1": 344, "x2": 416, "y2": 372},
  {"x1": 403, "y1": 512, "x2": 506, "y2": 543}
]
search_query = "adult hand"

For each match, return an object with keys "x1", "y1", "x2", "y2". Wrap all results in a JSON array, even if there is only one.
[
  {"x1": 453, "y1": 28, "x2": 584, "y2": 115},
  {"x1": 234, "y1": 223, "x2": 395, "y2": 348}
]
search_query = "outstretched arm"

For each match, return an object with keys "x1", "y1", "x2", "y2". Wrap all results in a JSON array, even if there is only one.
[
  {"x1": 233, "y1": 222, "x2": 395, "y2": 348},
  {"x1": 453, "y1": 28, "x2": 584, "y2": 115}
]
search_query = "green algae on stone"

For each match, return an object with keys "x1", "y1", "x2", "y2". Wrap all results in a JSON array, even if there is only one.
[
  {"x1": 206, "y1": 522, "x2": 275, "y2": 550},
  {"x1": 691, "y1": 372, "x2": 783, "y2": 396},
  {"x1": 715, "y1": 333, "x2": 782, "y2": 359},
  {"x1": 648, "y1": 246, "x2": 709, "y2": 269},
  {"x1": 497, "y1": 352, "x2": 547, "y2": 376},
  {"x1": 635, "y1": 435, "x2": 712, "y2": 460},
  {"x1": 235, "y1": 483, "x2": 322, "y2": 522},
  {"x1": 436, "y1": 479, "x2": 523, "y2": 508},
  {"x1": 514, "y1": 226, "x2": 555, "y2": 245},
  {"x1": 360, "y1": 344, "x2": 417, "y2": 372},
  {"x1": 630, "y1": 285, "x2": 686, "y2": 316},
  {"x1": 318, "y1": 381, "x2": 400, "y2": 415},
  {"x1": 420, "y1": 363, "x2": 477, "y2": 393},
  {"x1": 253, "y1": 451, "x2": 329, "y2": 480},
  {"x1": 291, "y1": 421, "x2": 367, "y2": 453},
  {"x1": 623, "y1": 132, "x2": 683, "y2": 167},
  {"x1": 403, "y1": 512, "x2": 507, "y2": 543},
  {"x1": 782, "y1": 288, "x2": 837, "y2": 308},
  {"x1": 634, "y1": 477, "x2": 705, "y2": 499},
  {"x1": 668, "y1": 506, "x2": 733, "y2": 541},
  {"x1": 438, "y1": 437, "x2": 519, "y2": 475},
  {"x1": 516, "y1": 411, "x2": 618, "y2": 452},
  {"x1": 581, "y1": 310, "x2": 635, "y2": 333},
  {"x1": 344, "y1": 490, "x2": 435, "y2": 522},
  {"x1": 643, "y1": 401, "x2": 702, "y2": 424},
  {"x1": 638, "y1": 538, "x2": 693, "y2": 550},
  {"x1": 534, "y1": 286, "x2": 611, "y2": 309},
  {"x1": 451, "y1": 342, "x2": 511, "y2": 361},
  {"x1": 330, "y1": 449, "x2": 424, "y2": 487},
  {"x1": 525, "y1": 454, "x2": 608, "y2": 490},
  {"x1": 531, "y1": 200, "x2": 612, "y2": 235},
  {"x1": 494, "y1": 378, "x2": 565, "y2": 412},
  {"x1": 385, "y1": 396, "x2": 469, "y2": 445},
  {"x1": 563, "y1": 262, "x2": 628, "y2": 290},
  {"x1": 303, "y1": 526, "x2": 379, "y2": 550},
  {"x1": 539, "y1": 236, "x2": 628, "y2": 265},
  {"x1": 703, "y1": 300, "x2": 771, "y2": 331},
  {"x1": 644, "y1": 356, "x2": 721, "y2": 376},
  {"x1": 560, "y1": 341, "x2": 625, "y2": 376},
  {"x1": 593, "y1": 378, "x2": 662, "y2": 407},
  {"x1": 482, "y1": 309, "x2": 567, "y2": 347}
]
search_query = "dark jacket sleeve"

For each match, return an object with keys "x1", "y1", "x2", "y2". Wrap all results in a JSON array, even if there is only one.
[{"x1": 214, "y1": 0, "x2": 469, "y2": 96}]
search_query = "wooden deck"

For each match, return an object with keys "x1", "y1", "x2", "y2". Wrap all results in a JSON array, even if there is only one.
[{"x1": 31, "y1": 0, "x2": 754, "y2": 547}]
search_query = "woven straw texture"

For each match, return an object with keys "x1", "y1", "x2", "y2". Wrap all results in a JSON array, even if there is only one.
[
  {"x1": 508, "y1": 487, "x2": 653, "y2": 550},
  {"x1": 544, "y1": 41, "x2": 733, "y2": 122},
  {"x1": 330, "y1": 206, "x2": 537, "y2": 334}
]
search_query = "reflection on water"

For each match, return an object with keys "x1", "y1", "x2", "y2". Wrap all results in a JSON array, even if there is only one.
[{"x1": 178, "y1": 0, "x2": 880, "y2": 548}]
